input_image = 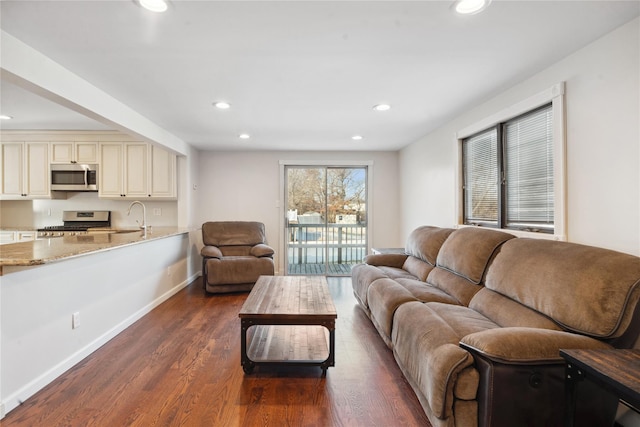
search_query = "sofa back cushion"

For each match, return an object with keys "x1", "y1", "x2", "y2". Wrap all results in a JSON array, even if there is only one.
[
  {"x1": 404, "y1": 226, "x2": 455, "y2": 266},
  {"x1": 485, "y1": 238, "x2": 640, "y2": 340},
  {"x1": 435, "y1": 227, "x2": 515, "y2": 284},
  {"x1": 402, "y1": 256, "x2": 435, "y2": 282},
  {"x1": 202, "y1": 221, "x2": 266, "y2": 246},
  {"x1": 424, "y1": 227, "x2": 515, "y2": 306}
]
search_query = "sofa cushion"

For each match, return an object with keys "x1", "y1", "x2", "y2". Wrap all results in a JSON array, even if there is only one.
[
  {"x1": 201, "y1": 245, "x2": 223, "y2": 259},
  {"x1": 436, "y1": 227, "x2": 515, "y2": 284},
  {"x1": 351, "y1": 264, "x2": 389, "y2": 309},
  {"x1": 377, "y1": 266, "x2": 419, "y2": 281},
  {"x1": 220, "y1": 245, "x2": 253, "y2": 257},
  {"x1": 202, "y1": 221, "x2": 266, "y2": 246},
  {"x1": 402, "y1": 256, "x2": 435, "y2": 281},
  {"x1": 250, "y1": 243, "x2": 275, "y2": 257},
  {"x1": 405, "y1": 226, "x2": 455, "y2": 266},
  {"x1": 426, "y1": 268, "x2": 483, "y2": 306},
  {"x1": 392, "y1": 301, "x2": 498, "y2": 420},
  {"x1": 485, "y1": 238, "x2": 640, "y2": 339},
  {"x1": 460, "y1": 327, "x2": 613, "y2": 364},
  {"x1": 396, "y1": 278, "x2": 461, "y2": 305},
  {"x1": 205, "y1": 256, "x2": 274, "y2": 285},
  {"x1": 469, "y1": 288, "x2": 563, "y2": 331},
  {"x1": 363, "y1": 253, "x2": 407, "y2": 268},
  {"x1": 367, "y1": 279, "x2": 419, "y2": 347}
]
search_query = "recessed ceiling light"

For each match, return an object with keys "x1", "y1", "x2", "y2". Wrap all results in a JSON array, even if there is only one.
[
  {"x1": 239, "y1": 133, "x2": 251, "y2": 140},
  {"x1": 352, "y1": 135, "x2": 363, "y2": 141},
  {"x1": 213, "y1": 101, "x2": 231, "y2": 110},
  {"x1": 452, "y1": 0, "x2": 491, "y2": 15},
  {"x1": 139, "y1": 0, "x2": 168, "y2": 13},
  {"x1": 373, "y1": 104, "x2": 391, "y2": 112},
  {"x1": 0, "y1": 115, "x2": 13, "y2": 120}
]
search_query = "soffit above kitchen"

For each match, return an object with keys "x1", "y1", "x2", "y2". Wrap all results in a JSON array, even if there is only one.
[{"x1": 1, "y1": 1, "x2": 638, "y2": 152}]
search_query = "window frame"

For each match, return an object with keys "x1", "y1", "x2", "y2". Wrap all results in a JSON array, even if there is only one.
[{"x1": 455, "y1": 83, "x2": 566, "y2": 241}]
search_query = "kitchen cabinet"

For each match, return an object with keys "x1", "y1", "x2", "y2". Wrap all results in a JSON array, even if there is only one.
[
  {"x1": 51, "y1": 141, "x2": 98, "y2": 164},
  {"x1": 99, "y1": 142, "x2": 176, "y2": 199},
  {"x1": 149, "y1": 144, "x2": 177, "y2": 198},
  {"x1": 0, "y1": 231, "x2": 16, "y2": 245},
  {"x1": 0, "y1": 142, "x2": 51, "y2": 199},
  {"x1": 99, "y1": 143, "x2": 123, "y2": 197},
  {"x1": 0, "y1": 230, "x2": 36, "y2": 245}
]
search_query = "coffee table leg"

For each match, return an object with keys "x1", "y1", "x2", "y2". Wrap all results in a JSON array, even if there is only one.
[
  {"x1": 320, "y1": 321, "x2": 336, "y2": 376},
  {"x1": 241, "y1": 320, "x2": 255, "y2": 374}
]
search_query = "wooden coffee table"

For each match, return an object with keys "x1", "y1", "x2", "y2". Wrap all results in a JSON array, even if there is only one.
[{"x1": 239, "y1": 275, "x2": 337, "y2": 374}]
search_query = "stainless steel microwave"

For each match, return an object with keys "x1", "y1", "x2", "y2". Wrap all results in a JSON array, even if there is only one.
[{"x1": 51, "y1": 164, "x2": 99, "y2": 191}]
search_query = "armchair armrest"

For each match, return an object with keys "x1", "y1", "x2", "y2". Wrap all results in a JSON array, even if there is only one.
[
  {"x1": 459, "y1": 327, "x2": 613, "y2": 364},
  {"x1": 251, "y1": 243, "x2": 275, "y2": 258},
  {"x1": 201, "y1": 246, "x2": 223, "y2": 259},
  {"x1": 364, "y1": 253, "x2": 408, "y2": 268}
]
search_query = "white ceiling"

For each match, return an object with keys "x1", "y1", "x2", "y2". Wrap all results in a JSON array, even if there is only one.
[{"x1": 1, "y1": 1, "x2": 638, "y2": 152}]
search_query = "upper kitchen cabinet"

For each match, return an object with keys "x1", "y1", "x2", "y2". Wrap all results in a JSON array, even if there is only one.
[
  {"x1": 149, "y1": 144, "x2": 177, "y2": 199},
  {"x1": 0, "y1": 141, "x2": 52, "y2": 199},
  {"x1": 99, "y1": 142, "x2": 176, "y2": 199},
  {"x1": 51, "y1": 141, "x2": 98, "y2": 164}
]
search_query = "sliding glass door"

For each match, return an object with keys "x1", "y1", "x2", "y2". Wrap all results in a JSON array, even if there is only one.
[{"x1": 285, "y1": 166, "x2": 367, "y2": 276}]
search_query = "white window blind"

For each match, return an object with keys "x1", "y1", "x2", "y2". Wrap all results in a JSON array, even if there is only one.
[
  {"x1": 504, "y1": 105, "x2": 553, "y2": 231},
  {"x1": 463, "y1": 128, "x2": 498, "y2": 223},
  {"x1": 462, "y1": 103, "x2": 554, "y2": 233}
]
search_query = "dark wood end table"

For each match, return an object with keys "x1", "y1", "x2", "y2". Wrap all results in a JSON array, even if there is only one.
[
  {"x1": 239, "y1": 275, "x2": 337, "y2": 375},
  {"x1": 560, "y1": 348, "x2": 640, "y2": 427}
]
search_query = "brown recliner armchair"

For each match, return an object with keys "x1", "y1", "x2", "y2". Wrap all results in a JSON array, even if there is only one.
[{"x1": 201, "y1": 221, "x2": 275, "y2": 294}]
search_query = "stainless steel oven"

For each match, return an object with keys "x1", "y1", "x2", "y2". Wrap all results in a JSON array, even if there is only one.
[
  {"x1": 37, "y1": 210, "x2": 111, "y2": 237},
  {"x1": 51, "y1": 164, "x2": 98, "y2": 191}
]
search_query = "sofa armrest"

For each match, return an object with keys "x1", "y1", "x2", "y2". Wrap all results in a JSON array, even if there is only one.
[
  {"x1": 201, "y1": 245, "x2": 223, "y2": 259},
  {"x1": 251, "y1": 243, "x2": 275, "y2": 258},
  {"x1": 364, "y1": 253, "x2": 408, "y2": 268},
  {"x1": 459, "y1": 327, "x2": 613, "y2": 364}
]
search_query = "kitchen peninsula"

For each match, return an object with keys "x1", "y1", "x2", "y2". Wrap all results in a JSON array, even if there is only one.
[
  {"x1": 0, "y1": 226, "x2": 200, "y2": 418},
  {"x1": 0, "y1": 226, "x2": 189, "y2": 270}
]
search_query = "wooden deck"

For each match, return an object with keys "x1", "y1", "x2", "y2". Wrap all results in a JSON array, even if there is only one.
[{"x1": 287, "y1": 262, "x2": 358, "y2": 276}]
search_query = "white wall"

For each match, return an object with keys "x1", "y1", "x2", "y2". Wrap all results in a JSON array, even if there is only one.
[
  {"x1": 195, "y1": 150, "x2": 401, "y2": 273},
  {"x1": 177, "y1": 143, "x2": 204, "y2": 282},
  {"x1": 399, "y1": 18, "x2": 640, "y2": 256},
  {"x1": 0, "y1": 233, "x2": 196, "y2": 416}
]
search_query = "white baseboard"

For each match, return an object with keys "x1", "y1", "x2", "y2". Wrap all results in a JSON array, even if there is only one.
[{"x1": 1, "y1": 273, "x2": 197, "y2": 418}]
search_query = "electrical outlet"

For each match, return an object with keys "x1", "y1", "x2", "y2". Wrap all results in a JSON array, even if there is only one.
[
  {"x1": 153, "y1": 208, "x2": 162, "y2": 216},
  {"x1": 72, "y1": 312, "x2": 80, "y2": 329},
  {"x1": 167, "y1": 266, "x2": 171, "y2": 277}
]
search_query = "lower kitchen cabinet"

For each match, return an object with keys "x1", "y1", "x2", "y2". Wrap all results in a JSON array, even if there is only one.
[{"x1": 0, "y1": 230, "x2": 37, "y2": 245}]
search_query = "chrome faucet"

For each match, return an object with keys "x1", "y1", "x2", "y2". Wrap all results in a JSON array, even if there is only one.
[{"x1": 127, "y1": 201, "x2": 147, "y2": 230}]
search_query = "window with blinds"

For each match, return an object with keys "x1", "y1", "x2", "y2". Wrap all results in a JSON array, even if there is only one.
[
  {"x1": 504, "y1": 105, "x2": 554, "y2": 231},
  {"x1": 462, "y1": 103, "x2": 554, "y2": 233},
  {"x1": 463, "y1": 128, "x2": 498, "y2": 224}
]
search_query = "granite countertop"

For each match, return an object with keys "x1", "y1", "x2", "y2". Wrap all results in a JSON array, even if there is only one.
[
  {"x1": 0, "y1": 227, "x2": 191, "y2": 267},
  {"x1": 0, "y1": 227, "x2": 38, "y2": 231}
]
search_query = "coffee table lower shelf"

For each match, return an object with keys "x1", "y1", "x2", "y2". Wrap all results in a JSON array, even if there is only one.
[{"x1": 241, "y1": 323, "x2": 334, "y2": 374}]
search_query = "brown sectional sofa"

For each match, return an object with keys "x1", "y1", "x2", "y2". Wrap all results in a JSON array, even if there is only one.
[{"x1": 351, "y1": 225, "x2": 640, "y2": 427}]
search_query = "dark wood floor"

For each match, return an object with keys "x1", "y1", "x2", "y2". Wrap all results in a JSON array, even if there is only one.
[{"x1": 1, "y1": 277, "x2": 431, "y2": 426}]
